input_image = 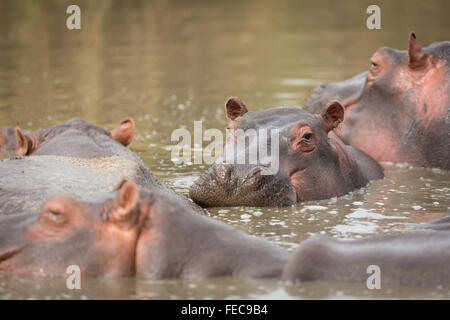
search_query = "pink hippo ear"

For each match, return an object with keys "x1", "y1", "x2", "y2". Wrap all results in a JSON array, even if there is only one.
[
  {"x1": 408, "y1": 32, "x2": 430, "y2": 70},
  {"x1": 111, "y1": 118, "x2": 135, "y2": 147},
  {"x1": 226, "y1": 97, "x2": 248, "y2": 120},
  {"x1": 15, "y1": 126, "x2": 33, "y2": 156},
  {"x1": 320, "y1": 100, "x2": 344, "y2": 132},
  {"x1": 109, "y1": 180, "x2": 140, "y2": 224}
]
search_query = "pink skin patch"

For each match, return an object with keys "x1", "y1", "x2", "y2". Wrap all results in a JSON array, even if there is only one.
[
  {"x1": 346, "y1": 119, "x2": 401, "y2": 163},
  {"x1": 289, "y1": 169, "x2": 305, "y2": 202},
  {"x1": 328, "y1": 132, "x2": 352, "y2": 173}
]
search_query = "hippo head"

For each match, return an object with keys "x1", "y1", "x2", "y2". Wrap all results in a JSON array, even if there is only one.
[
  {"x1": 189, "y1": 97, "x2": 379, "y2": 207},
  {"x1": 0, "y1": 118, "x2": 135, "y2": 157},
  {"x1": 0, "y1": 181, "x2": 143, "y2": 277},
  {"x1": 305, "y1": 33, "x2": 450, "y2": 168}
]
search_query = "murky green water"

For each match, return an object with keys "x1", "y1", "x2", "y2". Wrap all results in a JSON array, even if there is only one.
[{"x1": 0, "y1": 0, "x2": 449, "y2": 299}]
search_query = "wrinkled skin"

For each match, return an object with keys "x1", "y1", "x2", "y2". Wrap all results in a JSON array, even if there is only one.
[
  {"x1": 1, "y1": 181, "x2": 288, "y2": 278},
  {"x1": 0, "y1": 182, "x2": 144, "y2": 277},
  {"x1": 282, "y1": 231, "x2": 450, "y2": 287},
  {"x1": 305, "y1": 33, "x2": 450, "y2": 169},
  {"x1": 189, "y1": 97, "x2": 383, "y2": 207}
]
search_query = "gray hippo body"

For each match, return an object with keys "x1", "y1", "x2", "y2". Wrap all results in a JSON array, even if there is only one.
[
  {"x1": 282, "y1": 231, "x2": 450, "y2": 287},
  {"x1": 0, "y1": 118, "x2": 201, "y2": 217}
]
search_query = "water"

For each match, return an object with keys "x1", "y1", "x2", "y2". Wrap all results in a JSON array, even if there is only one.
[{"x1": 0, "y1": 0, "x2": 449, "y2": 299}]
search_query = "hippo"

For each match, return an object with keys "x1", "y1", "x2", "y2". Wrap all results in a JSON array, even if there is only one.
[
  {"x1": 281, "y1": 231, "x2": 450, "y2": 287},
  {"x1": 0, "y1": 117, "x2": 135, "y2": 158},
  {"x1": 305, "y1": 33, "x2": 450, "y2": 169},
  {"x1": 417, "y1": 215, "x2": 450, "y2": 231},
  {"x1": 0, "y1": 118, "x2": 203, "y2": 218},
  {"x1": 0, "y1": 180, "x2": 289, "y2": 278},
  {"x1": 0, "y1": 181, "x2": 146, "y2": 277},
  {"x1": 5, "y1": 180, "x2": 449, "y2": 286},
  {"x1": 189, "y1": 97, "x2": 384, "y2": 207}
]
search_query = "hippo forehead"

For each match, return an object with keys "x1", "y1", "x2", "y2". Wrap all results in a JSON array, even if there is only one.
[
  {"x1": 238, "y1": 107, "x2": 319, "y2": 131},
  {"x1": 377, "y1": 47, "x2": 407, "y2": 65},
  {"x1": 41, "y1": 118, "x2": 109, "y2": 140}
]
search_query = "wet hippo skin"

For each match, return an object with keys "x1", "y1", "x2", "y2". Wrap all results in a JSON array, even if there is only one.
[
  {"x1": 305, "y1": 33, "x2": 450, "y2": 169},
  {"x1": 0, "y1": 180, "x2": 288, "y2": 278},
  {"x1": 282, "y1": 231, "x2": 450, "y2": 287},
  {"x1": 190, "y1": 97, "x2": 383, "y2": 207},
  {"x1": 0, "y1": 118, "x2": 204, "y2": 218},
  {"x1": 1, "y1": 179, "x2": 448, "y2": 286},
  {"x1": 0, "y1": 181, "x2": 147, "y2": 277},
  {"x1": 0, "y1": 118, "x2": 135, "y2": 158}
]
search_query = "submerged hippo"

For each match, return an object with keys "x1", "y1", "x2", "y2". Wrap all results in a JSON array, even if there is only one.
[
  {"x1": 305, "y1": 33, "x2": 450, "y2": 169},
  {"x1": 0, "y1": 117, "x2": 135, "y2": 158},
  {"x1": 0, "y1": 118, "x2": 202, "y2": 216},
  {"x1": 4, "y1": 180, "x2": 449, "y2": 286},
  {"x1": 189, "y1": 97, "x2": 383, "y2": 207},
  {"x1": 0, "y1": 180, "x2": 288, "y2": 278},
  {"x1": 418, "y1": 215, "x2": 450, "y2": 231},
  {"x1": 282, "y1": 230, "x2": 450, "y2": 287},
  {"x1": 0, "y1": 182, "x2": 144, "y2": 277}
]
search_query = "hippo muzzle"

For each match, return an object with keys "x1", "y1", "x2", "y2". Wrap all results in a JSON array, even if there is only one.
[{"x1": 189, "y1": 163, "x2": 297, "y2": 207}]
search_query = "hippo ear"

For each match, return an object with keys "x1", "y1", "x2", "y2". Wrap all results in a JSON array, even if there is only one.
[
  {"x1": 110, "y1": 180, "x2": 140, "y2": 223},
  {"x1": 226, "y1": 97, "x2": 248, "y2": 120},
  {"x1": 111, "y1": 118, "x2": 135, "y2": 146},
  {"x1": 321, "y1": 101, "x2": 344, "y2": 132},
  {"x1": 15, "y1": 126, "x2": 31, "y2": 156},
  {"x1": 408, "y1": 32, "x2": 430, "y2": 70}
]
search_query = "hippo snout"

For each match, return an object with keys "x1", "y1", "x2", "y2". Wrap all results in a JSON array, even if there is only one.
[{"x1": 189, "y1": 164, "x2": 296, "y2": 207}]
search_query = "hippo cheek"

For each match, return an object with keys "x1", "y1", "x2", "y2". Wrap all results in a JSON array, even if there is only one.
[
  {"x1": 0, "y1": 245, "x2": 26, "y2": 274},
  {"x1": 135, "y1": 227, "x2": 160, "y2": 279},
  {"x1": 0, "y1": 220, "x2": 31, "y2": 274},
  {"x1": 97, "y1": 226, "x2": 141, "y2": 277},
  {"x1": 289, "y1": 169, "x2": 307, "y2": 202}
]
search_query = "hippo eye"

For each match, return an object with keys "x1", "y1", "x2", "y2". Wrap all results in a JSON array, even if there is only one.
[
  {"x1": 303, "y1": 133, "x2": 312, "y2": 140},
  {"x1": 47, "y1": 210, "x2": 63, "y2": 221},
  {"x1": 43, "y1": 208, "x2": 68, "y2": 226},
  {"x1": 370, "y1": 61, "x2": 380, "y2": 72},
  {"x1": 290, "y1": 126, "x2": 315, "y2": 154}
]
